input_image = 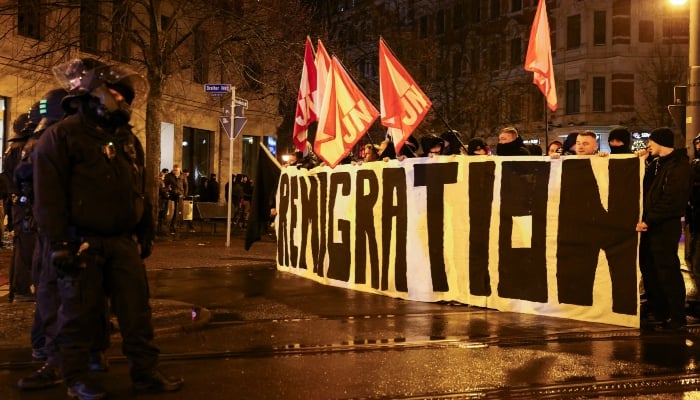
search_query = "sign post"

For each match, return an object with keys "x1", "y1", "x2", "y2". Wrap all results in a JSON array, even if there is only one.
[
  {"x1": 205, "y1": 83, "x2": 247, "y2": 248},
  {"x1": 226, "y1": 87, "x2": 235, "y2": 248}
]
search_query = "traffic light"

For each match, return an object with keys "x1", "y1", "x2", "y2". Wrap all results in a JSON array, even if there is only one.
[{"x1": 668, "y1": 85, "x2": 687, "y2": 137}]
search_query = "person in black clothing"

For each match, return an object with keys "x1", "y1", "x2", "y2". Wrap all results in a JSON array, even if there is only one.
[
  {"x1": 686, "y1": 134, "x2": 700, "y2": 298},
  {"x1": 495, "y1": 126, "x2": 530, "y2": 156},
  {"x1": 207, "y1": 173, "x2": 220, "y2": 203},
  {"x1": 608, "y1": 126, "x2": 632, "y2": 154},
  {"x1": 4, "y1": 110, "x2": 37, "y2": 303},
  {"x1": 33, "y1": 58, "x2": 182, "y2": 399},
  {"x1": 636, "y1": 127, "x2": 691, "y2": 332},
  {"x1": 561, "y1": 132, "x2": 578, "y2": 155},
  {"x1": 420, "y1": 134, "x2": 445, "y2": 156},
  {"x1": 195, "y1": 176, "x2": 208, "y2": 202},
  {"x1": 16, "y1": 87, "x2": 112, "y2": 391},
  {"x1": 163, "y1": 165, "x2": 184, "y2": 233}
]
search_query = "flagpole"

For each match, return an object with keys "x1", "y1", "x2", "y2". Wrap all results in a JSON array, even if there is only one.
[{"x1": 544, "y1": 101, "x2": 549, "y2": 151}]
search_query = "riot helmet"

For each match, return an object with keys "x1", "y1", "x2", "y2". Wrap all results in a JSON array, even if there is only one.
[
  {"x1": 52, "y1": 58, "x2": 147, "y2": 125},
  {"x1": 9, "y1": 112, "x2": 32, "y2": 141},
  {"x1": 34, "y1": 88, "x2": 68, "y2": 133}
]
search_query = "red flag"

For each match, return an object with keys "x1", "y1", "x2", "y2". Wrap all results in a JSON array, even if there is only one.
[
  {"x1": 314, "y1": 56, "x2": 379, "y2": 168},
  {"x1": 315, "y1": 40, "x2": 331, "y2": 118},
  {"x1": 378, "y1": 38, "x2": 432, "y2": 153},
  {"x1": 525, "y1": 0, "x2": 557, "y2": 111},
  {"x1": 292, "y1": 37, "x2": 317, "y2": 152}
]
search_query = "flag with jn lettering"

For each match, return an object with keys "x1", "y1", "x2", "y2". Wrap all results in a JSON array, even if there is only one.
[
  {"x1": 379, "y1": 38, "x2": 432, "y2": 154},
  {"x1": 524, "y1": 0, "x2": 557, "y2": 111},
  {"x1": 314, "y1": 56, "x2": 379, "y2": 168},
  {"x1": 292, "y1": 37, "x2": 317, "y2": 152}
]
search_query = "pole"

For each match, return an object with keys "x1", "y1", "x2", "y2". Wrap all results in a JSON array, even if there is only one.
[
  {"x1": 544, "y1": 101, "x2": 549, "y2": 150},
  {"x1": 687, "y1": 1, "x2": 700, "y2": 154},
  {"x1": 226, "y1": 86, "x2": 235, "y2": 248}
]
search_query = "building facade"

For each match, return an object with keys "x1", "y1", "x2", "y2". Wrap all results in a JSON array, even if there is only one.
[{"x1": 0, "y1": 0, "x2": 283, "y2": 201}]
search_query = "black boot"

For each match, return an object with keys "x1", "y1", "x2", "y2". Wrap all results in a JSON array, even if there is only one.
[
  {"x1": 17, "y1": 362, "x2": 62, "y2": 390},
  {"x1": 133, "y1": 369, "x2": 184, "y2": 393}
]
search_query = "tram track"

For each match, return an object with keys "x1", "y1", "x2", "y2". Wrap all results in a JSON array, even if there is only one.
[{"x1": 2, "y1": 313, "x2": 699, "y2": 398}]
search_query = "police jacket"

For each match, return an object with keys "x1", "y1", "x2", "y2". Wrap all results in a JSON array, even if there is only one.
[
  {"x1": 643, "y1": 148, "x2": 691, "y2": 225},
  {"x1": 33, "y1": 113, "x2": 152, "y2": 245}
]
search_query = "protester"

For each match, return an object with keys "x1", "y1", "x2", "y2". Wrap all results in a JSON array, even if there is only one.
[
  {"x1": 440, "y1": 130, "x2": 467, "y2": 155},
  {"x1": 575, "y1": 130, "x2": 604, "y2": 156},
  {"x1": 467, "y1": 137, "x2": 488, "y2": 155},
  {"x1": 33, "y1": 58, "x2": 183, "y2": 398},
  {"x1": 608, "y1": 126, "x2": 632, "y2": 154},
  {"x1": 526, "y1": 143, "x2": 543, "y2": 155},
  {"x1": 420, "y1": 134, "x2": 445, "y2": 157},
  {"x1": 688, "y1": 133, "x2": 700, "y2": 295},
  {"x1": 495, "y1": 126, "x2": 529, "y2": 156},
  {"x1": 362, "y1": 143, "x2": 380, "y2": 162},
  {"x1": 547, "y1": 141, "x2": 563, "y2": 156},
  {"x1": 636, "y1": 127, "x2": 691, "y2": 332},
  {"x1": 561, "y1": 132, "x2": 578, "y2": 155}
]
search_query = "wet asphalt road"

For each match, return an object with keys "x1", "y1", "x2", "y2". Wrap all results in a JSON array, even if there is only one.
[{"x1": 2, "y1": 232, "x2": 700, "y2": 399}]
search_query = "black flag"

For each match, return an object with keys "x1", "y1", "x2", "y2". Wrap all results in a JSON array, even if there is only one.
[{"x1": 245, "y1": 144, "x2": 281, "y2": 250}]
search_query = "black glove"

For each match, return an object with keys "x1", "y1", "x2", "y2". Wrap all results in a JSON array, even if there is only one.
[
  {"x1": 50, "y1": 242, "x2": 78, "y2": 274},
  {"x1": 139, "y1": 240, "x2": 153, "y2": 259}
]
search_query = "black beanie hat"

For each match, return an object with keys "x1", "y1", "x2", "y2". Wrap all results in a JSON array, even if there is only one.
[
  {"x1": 608, "y1": 127, "x2": 630, "y2": 147},
  {"x1": 649, "y1": 127, "x2": 675, "y2": 148}
]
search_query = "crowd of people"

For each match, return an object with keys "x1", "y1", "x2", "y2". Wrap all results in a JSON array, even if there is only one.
[
  {"x1": 281, "y1": 126, "x2": 700, "y2": 334},
  {"x1": 284, "y1": 125, "x2": 637, "y2": 170}
]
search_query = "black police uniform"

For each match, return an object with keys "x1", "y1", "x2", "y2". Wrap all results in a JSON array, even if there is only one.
[
  {"x1": 33, "y1": 111, "x2": 157, "y2": 386},
  {"x1": 5, "y1": 131, "x2": 36, "y2": 303}
]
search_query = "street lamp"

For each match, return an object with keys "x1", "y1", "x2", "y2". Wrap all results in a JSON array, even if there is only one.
[
  {"x1": 688, "y1": 0, "x2": 700, "y2": 152},
  {"x1": 670, "y1": 0, "x2": 700, "y2": 152}
]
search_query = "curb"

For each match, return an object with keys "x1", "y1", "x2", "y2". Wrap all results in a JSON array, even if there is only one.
[{"x1": 0, "y1": 298, "x2": 212, "y2": 351}]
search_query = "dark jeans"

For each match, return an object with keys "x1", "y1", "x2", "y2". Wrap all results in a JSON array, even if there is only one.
[
  {"x1": 35, "y1": 235, "x2": 110, "y2": 366},
  {"x1": 10, "y1": 204, "x2": 36, "y2": 297},
  {"x1": 55, "y1": 235, "x2": 159, "y2": 384},
  {"x1": 639, "y1": 218, "x2": 686, "y2": 323}
]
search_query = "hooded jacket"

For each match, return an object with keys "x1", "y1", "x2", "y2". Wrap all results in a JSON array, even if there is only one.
[{"x1": 643, "y1": 148, "x2": 691, "y2": 224}]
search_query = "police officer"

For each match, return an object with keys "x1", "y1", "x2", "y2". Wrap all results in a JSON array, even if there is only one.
[
  {"x1": 33, "y1": 58, "x2": 183, "y2": 399},
  {"x1": 17, "y1": 87, "x2": 112, "y2": 391},
  {"x1": 4, "y1": 109, "x2": 37, "y2": 303}
]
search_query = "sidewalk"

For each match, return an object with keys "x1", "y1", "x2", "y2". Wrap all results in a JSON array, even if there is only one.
[{"x1": 0, "y1": 224, "x2": 276, "y2": 352}]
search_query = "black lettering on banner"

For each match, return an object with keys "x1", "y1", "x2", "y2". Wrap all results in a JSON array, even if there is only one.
[
  {"x1": 277, "y1": 173, "x2": 290, "y2": 266},
  {"x1": 497, "y1": 161, "x2": 550, "y2": 303},
  {"x1": 355, "y1": 170, "x2": 379, "y2": 285},
  {"x1": 382, "y1": 168, "x2": 408, "y2": 291},
  {"x1": 468, "y1": 161, "x2": 496, "y2": 296},
  {"x1": 557, "y1": 158, "x2": 639, "y2": 314},
  {"x1": 414, "y1": 162, "x2": 459, "y2": 292},
  {"x1": 316, "y1": 173, "x2": 328, "y2": 277},
  {"x1": 327, "y1": 172, "x2": 352, "y2": 281},
  {"x1": 290, "y1": 176, "x2": 300, "y2": 268},
  {"x1": 299, "y1": 176, "x2": 320, "y2": 271}
]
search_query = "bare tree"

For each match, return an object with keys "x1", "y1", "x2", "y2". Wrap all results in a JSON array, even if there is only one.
[
  {"x1": 0, "y1": 0, "x2": 316, "y2": 223},
  {"x1": 635, "y1": 44, "x2": 688, "y2": 134}
]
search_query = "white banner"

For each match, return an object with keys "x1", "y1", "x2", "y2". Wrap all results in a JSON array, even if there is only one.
[{"x1": 276, "y1": 155, "x2": 644, "y2": 327}]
